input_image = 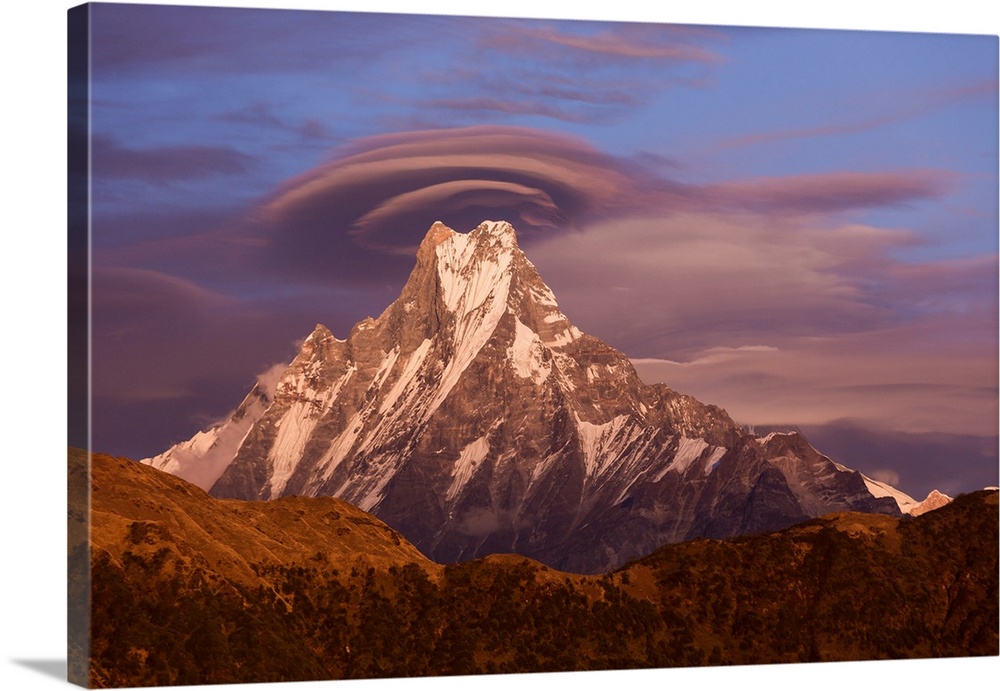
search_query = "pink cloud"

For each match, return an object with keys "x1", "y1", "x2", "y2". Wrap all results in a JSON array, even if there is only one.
[
  {"x1": 702, "y1": 170, "x2": 952, "y2": 214},
  {"x1": 720, "y1": 79, "x2": 998, "y2": 151},
  {"x1": 632, "y1": 316, "x2": 998, "y2": 438},
  {"x1": 508, "y1": 26, "x2": 724, "y2": 62},
  {"x1": 483, "y1": 22, "x2": 728, "y2": 64},
  {"x1": 526, "y1": 213, "x2": 997, "y2": 439},
  {"x1": 92, "y1": 134, "x2": 256, "y2": 183}
]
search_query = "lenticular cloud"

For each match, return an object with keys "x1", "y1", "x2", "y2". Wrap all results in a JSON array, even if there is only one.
[{"x1": 260, "y1": 125, "x2": 653, "y2": 253}]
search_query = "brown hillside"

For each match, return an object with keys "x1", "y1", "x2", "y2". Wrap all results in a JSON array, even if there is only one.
[
  {"x1": 89, "y1": 451, "x2": 435, "y2": 588},
  {"x1": 77, "y1": 449, "x2": 999, "y2": 687}
]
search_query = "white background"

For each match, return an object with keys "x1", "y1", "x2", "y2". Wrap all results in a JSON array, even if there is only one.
[{"x1": 1, "y1": 1, "x2": 997, "y2": 690}]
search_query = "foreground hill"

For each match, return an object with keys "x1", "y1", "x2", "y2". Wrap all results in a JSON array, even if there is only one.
[{"x1": 77, "y1": 449, "x2": 998, "y2": 688}]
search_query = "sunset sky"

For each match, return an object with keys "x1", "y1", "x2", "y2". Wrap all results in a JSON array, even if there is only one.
[{"x1": 78, "y1": 1, "x2": 998, "y2": 500}]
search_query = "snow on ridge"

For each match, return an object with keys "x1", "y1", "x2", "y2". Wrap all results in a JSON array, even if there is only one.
[
  {"x1": 436, "y1": 224, "x2": 515, "y2": 318},
  {"x1": 315, "y1": 412, "x2": 364, "y2": 483},
  {"x1": 379, "y1": 339, "x2": 433, "y2": 415},
  {"x1": 529, "y1": 440, "x2": 573, "y2": 483},
  {"x1": 909, "y1": 489, "x2": 953, "y2": 517},
  {"x1": 671, "y1": 437, "x2": 710, "y2": 475},
  {"x1": 509, "y1": 318, "x2": 551, "y2": 385},
  {"x1": 369, "y1": 347, "x2": 401, "y2": 391},
  {"x1": 755, "y1": 431, "x2": 794, "y2": 444},
  {"x1": 545, "y1": 324, "x2": 582, "y2": 348},
  {"x1": 531, "y1": 284, "x2": 558, "y2": 307},
  {"x1": 144, "y1": 427, "x2": 221, "y2": 483},
  {"x1": 356, "y1": 468, "x2": 397, "y2": 513},
  {"x1": 469, "y1": 220, "x2": 518, "y2": 251},
  {"x1": 447, "y1": 435, "x2": 491, "y2": 501},
  {"x1": 267, "y1": 400, "x2": 320, "y2": 496},
  {"x1": 702, "y1": 447, "x2": 726, "y2": 475},
  {"x1": 142, "y1": 383, "x2": 273, "y2": 491},
  {"x1": 862, "y1": 475, "x2": 919, "y2": 513},
  {"x1": 428, "y1": 251, "x2": 514, "y2": 417},
  {"x1": 575, "y1": 414, "x2": 633, "y2": 478}
]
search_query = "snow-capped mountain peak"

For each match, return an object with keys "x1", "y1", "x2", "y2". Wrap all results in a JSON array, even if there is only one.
[{"x1": 144, "y1": 220, "x2": 914, "y2": 573}]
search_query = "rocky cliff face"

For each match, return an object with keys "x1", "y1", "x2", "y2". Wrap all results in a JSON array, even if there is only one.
[{"x1": 145, "y1": 220, "x2": 906, "y2": 573}]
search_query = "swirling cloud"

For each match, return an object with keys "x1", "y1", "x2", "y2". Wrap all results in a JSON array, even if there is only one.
[
  {"x1": 248, "y1": 125, "x2": 950, "y2": 285},
  {"x1": 249, "y1": 126, "x2": 656, "y2": 281}
]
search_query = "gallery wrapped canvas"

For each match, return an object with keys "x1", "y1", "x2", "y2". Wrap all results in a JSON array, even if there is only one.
[{"x1": 67, "y1": 1, "x2": 998, "y2": 688}]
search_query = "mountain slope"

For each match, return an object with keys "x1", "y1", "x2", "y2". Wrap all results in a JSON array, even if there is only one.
[
  {"x1": 146, "y1": 220, "x2": 909, "y2": 573},
  {"x1": 85, "y1": 450, "x2": 999, "y2": 687}
]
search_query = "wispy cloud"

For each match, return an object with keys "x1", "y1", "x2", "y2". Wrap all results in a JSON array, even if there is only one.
[
  {"x1": 416, "y1": 97, "x2": 607, "y2": 123},
  {"x1": 701, "y1": 169, "x2": 952, "y2": 214},
  {"x1": 484, "y1": 22, "x2": 728, "y2": 64},
  {"x1": 630, "y1": 311, "x2": 998, "y2": 438},
  {"x1": 719, "y1": 79, "x2": 999, "y2": 151},
  {"x1": 405, "y1": 20, "x2": 728, "y2": 127},
  {"x1": 92, "y1": 134, "x2": 256, "y2": 184},
  {"x1": 218, "y1": 102, "x2": 336, "y2": 142},
  {"x1": 524, "y1": 211, "x2": 996, "y2": 438}
]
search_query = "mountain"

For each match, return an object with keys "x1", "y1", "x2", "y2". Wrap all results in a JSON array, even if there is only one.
[
  {"x1": 909, "y1": 489, "x2": 954, "y2": 516},
  {"x1": 145, "y1": 220, "x2": 923, "y2": 573},
  {"x1": 83, "y1": 449, "x2": 999, "y2": 687}
]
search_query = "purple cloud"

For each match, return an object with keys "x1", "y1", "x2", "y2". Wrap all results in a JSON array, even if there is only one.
[
  {"x1": 701, "y1": 170, "x2": 952, "y2": 215},
  {"x1": 92, "y1": 133, "x2": 256, "y2": 183},
  {"x1": 250, "y1": 126, "x2": 653, "y2": 276},
  {"x1": 483, "y1": 21, "x2": 728, "y2": 64},
  {"x1": 249, "y1": 126, "x2": 952, "y2": 275},
  {"x1": 95, "y1": 124, "x2": 960, "y2": 309},
  {"x1": 218, "y1": 102, "x2": 337, "y2": 142},
  {"x1": 89, "y1": 4, "x2": 407, "y2": 74},
  {"x1": 720, "y1": 79, "x2": 999, "y2": 151},
  {"x1": 418, "y1": 96, "x2": 618, "y2": 124}
]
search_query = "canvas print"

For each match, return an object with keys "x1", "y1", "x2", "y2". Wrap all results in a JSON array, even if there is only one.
[{"x1": 67, "y1": 2, "x2": 999, "y2": 688}]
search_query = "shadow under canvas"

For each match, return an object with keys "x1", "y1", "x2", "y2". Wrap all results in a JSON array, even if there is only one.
[{"x1": 12, "y1": 659, "x2": 68, "y2": 682}]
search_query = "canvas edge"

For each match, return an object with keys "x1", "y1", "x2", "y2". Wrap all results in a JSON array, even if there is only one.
[{"x1": 67, "y1": 3, "x2": 92, "y2": 687}]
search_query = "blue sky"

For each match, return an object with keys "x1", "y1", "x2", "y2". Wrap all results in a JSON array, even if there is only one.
[{"x1": 75, "y1": 0, "x2": 998, "y2": 499}]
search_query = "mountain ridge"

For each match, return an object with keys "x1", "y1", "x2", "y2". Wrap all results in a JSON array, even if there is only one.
[{"x1": 145, "y1": 220, "x2": 934, "y2": 573}]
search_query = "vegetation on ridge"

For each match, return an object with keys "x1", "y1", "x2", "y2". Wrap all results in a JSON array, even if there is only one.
[{"x1": 77, "y1": 450, "x2": 999, "y2": 688}]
